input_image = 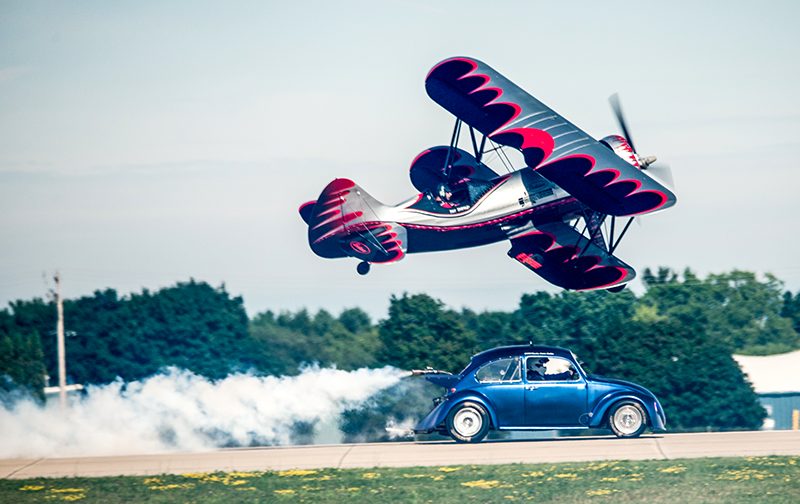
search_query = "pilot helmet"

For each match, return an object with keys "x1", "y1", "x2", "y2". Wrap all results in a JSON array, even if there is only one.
[{"x1": 437, "y1": 182, "x2": 451, "y2": 200}]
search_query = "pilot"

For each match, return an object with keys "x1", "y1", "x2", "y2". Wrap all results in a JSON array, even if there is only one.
[
  {"x1": 435, "y1": 180, "x2": 472, "y2": 208},
  {"x1": 526, "y1": 358, "x2": 547, "y2": 381},
  {"x1": 434, "y1": 182, "x2": 457, "y2": 208}
]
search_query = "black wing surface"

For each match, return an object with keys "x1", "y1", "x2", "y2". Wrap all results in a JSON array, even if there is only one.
[{"x1": 508, "y1": 222, "x2": 635, "y2": 290}]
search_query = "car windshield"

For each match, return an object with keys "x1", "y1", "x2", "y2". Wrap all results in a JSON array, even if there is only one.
[{"x1": 571, "y1": 352, "x2": 590, "y2": 375}]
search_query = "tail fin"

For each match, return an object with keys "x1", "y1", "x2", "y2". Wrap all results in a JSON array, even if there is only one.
[{"x1": 304, "y1": 178, "x2": 406, "y2": 263}]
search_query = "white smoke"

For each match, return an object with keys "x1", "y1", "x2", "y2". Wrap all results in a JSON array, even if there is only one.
[
  {"x1": 0, "y1": 366, "x2": 407, "y2": 458},
  {"x1": 384, "y1": 417, "x2": 417, "y2": 439}
]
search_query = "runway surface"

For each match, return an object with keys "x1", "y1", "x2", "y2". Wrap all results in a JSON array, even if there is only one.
[{"x1": 2, "y1": 430, "x2": 799, "y2": 480}]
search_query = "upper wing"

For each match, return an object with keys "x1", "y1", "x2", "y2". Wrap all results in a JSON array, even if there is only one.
[
  {"x1": 425, "y1": 57, "x2": 676, "y2": 217},
  {"x1": 508, "y1": 222, "x2": 635, "y2": 291}
]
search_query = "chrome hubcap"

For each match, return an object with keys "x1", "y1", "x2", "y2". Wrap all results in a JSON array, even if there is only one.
[
  {"x1": 613, "y1": 405, "x2": 642, "y2": 435},
  {"x1": 453, "y1": 407, "x2": 482, "y2": 437}
]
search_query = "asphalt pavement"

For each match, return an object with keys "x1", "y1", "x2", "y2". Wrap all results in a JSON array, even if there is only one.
[{"x1": 2, "y1": 430, "x2": 799, "y2": 479}]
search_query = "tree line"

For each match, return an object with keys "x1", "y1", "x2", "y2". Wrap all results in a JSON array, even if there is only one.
[{"x1": 2, "y1": 269, "x2": 799, "y2": 431}]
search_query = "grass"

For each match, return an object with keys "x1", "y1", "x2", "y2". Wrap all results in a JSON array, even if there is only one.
[{"x1": 2, "y1": 456, "x2": 798, "y2": 503}]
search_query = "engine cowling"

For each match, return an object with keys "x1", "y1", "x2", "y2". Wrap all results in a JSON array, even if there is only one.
[{"x1": 600, "y1": 135, "x2": 640, "y2": 168}]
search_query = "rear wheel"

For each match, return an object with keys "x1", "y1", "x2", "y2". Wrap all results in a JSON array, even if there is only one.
[
  {"x1": 356, "y1": 261, "x2": 370, "y2": 275},
  {"x1": 608, "y1": 401, "x2": 647, "y2": 438},
  {"x1": 446, "y1": 401, "x2": 490, "y2": 443}
]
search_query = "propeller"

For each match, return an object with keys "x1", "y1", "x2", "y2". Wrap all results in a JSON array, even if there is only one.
[
  {"x1": 609, "y1": 93, "x2": 637, "y2": 154},
  {"x1": 608, "y1": 93, "x2": 674, "y2": 189}
]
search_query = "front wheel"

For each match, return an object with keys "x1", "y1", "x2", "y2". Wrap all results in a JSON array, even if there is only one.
[
  {"x1": 608, "y1": 401, "x2": 647, "y2": 438},
  {"x1": 446, "y1": 401, "x2": 490, "y2": 443}
]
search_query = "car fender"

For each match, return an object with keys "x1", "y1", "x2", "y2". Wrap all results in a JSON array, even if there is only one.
[
  {"x1": 589, "y1": 392, "x2": 659, "y2": 429},
  {"x1": 433, "y1": 392, "x2": 499, "y2": 430}
]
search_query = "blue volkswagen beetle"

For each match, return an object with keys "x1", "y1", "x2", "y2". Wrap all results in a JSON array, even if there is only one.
[{"x1": 413, "y1": 345, "x2": 666, "y2": 443}]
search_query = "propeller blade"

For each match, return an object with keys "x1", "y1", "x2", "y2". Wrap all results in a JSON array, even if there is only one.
[
  {"x1": 645, "y1": 162, "x2": 675, "y2": 189},
  {"x1": 609, "y1": 93, "x2": 637, "y2": 154}
]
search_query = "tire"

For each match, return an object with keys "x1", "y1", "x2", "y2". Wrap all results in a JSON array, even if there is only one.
[
  {"x1": 446, "y1": 401, "x2": 490, "y2": 443},
  {"x1": 608, "y1": 400, "x2": 647, "y2": 438}
]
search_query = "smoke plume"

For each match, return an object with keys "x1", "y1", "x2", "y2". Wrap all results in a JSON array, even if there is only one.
[{"x1": 0, "y1": 366, "x2": 406, "y2": 458}]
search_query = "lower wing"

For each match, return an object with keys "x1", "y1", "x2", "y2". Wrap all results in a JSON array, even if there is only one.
[{"x1": 508, "y1": 222, "x2": 635, "y2": 291}]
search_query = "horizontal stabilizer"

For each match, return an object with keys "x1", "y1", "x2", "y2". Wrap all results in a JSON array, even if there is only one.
[
  {"x1": 305, "y1": 178, "x2": 407, "y2": 263},
  {"x1": 508, "y1": 222, "x2": 635, "y2": 291},
  {"x1": 298, "y1": 200, "x2": 316, "y2": 224}
]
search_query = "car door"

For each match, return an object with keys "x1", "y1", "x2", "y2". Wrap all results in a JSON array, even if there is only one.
[
  {"x1": 472, "y1": 356, "x2": 525, "y2": 427},
  {"x1": 523, "y1": 355, "x2": 588, "y2": 427}
]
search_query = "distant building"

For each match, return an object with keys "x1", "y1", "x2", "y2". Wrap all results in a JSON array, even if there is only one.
[{"x1": 733, "y1": 350, "x2": 800, "y2": 430}]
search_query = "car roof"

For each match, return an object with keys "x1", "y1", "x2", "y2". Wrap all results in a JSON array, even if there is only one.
[{"x1": 463, "y1": 345, "x2": 574, "y2": 373}]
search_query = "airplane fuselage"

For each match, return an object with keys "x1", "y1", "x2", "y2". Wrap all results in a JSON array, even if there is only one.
[{"x1": 377, "y1": 169, "x2": 582, "y2": 254}]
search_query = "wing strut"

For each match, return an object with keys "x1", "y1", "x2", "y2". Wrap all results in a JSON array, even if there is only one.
[
  {"x1": 608, "y1": 217, "x2": 635, "y2": 255},
  {"x1": 443, "y1": 118, "x2": 462, "y2": 179},
  {"x1": 468, "y1": 126, "x2": 487, "y2": 162}
]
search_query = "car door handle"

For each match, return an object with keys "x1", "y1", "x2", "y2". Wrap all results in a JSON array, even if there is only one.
[{"x1": 525, "y1": 385, "x2": 537, "y2": 391}]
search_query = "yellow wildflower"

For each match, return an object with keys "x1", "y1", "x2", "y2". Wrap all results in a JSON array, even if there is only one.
[
  {"x1": 148, "y1": 483, "x2": 194, "y2": 491},
  {"x1": 304, "y1": 474, "x2": 332, "y2": 481},
  {"x1": 586, "y1": 488, "x2": 618, "y2": 496},
  {"x1": 659, "y1": 465, "x2": 686, "y2": 474},
  {"x1": 345, "y1": 487, "x2": 361, "y2": 492},
  {"x1": 278, "y1": 469, "x2": 318, "y2": 477},
  {"x1": 716, "y1": 468, "x2": 773, "y2": 481},
  {"x1": 60, "y1": 495, "x2": 86, "y2": 502},
  {"x1": 229, "y1": 471, "x2": 263, "y2": 478},
  {"x1": 274, "y1": 489, "x2": 296, "y2": 495},
  {"x1": 19, "y1": 485, "x2": 45, "y2": 491},
  {"x1": 554, "y1": 473, "x2": 578, "y2": 479},
  {"x1": 522, "y1": 471, "x2": 545, "y2": 477},
  {"x1": 600, "y1": 477, "x2": 619, "y2": 482},
  {"x1": 438, "y1": 466, "x2": 462, "y2": 472},
  {"x1": 181, "y1": 472, "x2": 207, "y2": 479},
  {"x1": 461, "y1": 479, "x2": 500, "y2": 489},
  {"x1": 236, "y1": 487, "x2": 257, "y2": 491},
  {"x1": 50, "y1": 488, "x2": 86, "y2": 493},
  {"x1": 362, "y1": 472, "x2": 380, "y2": 479}
]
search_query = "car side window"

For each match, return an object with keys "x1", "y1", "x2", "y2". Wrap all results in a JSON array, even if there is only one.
[
  {"x1": 526, "y1": 356, "x2": 580, "y2": 382},
  {"x1": 475, "y1": 357, "x2": 521, "y2": 383}
]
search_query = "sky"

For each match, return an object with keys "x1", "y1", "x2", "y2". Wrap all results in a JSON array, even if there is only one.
[{"x1": 1, "y1": 0, "x2": 799, "y2": 320}]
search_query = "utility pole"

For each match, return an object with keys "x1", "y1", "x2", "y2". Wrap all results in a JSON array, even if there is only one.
[{"x1": 54, "y1": 271, "x2": 67, "y2": 408}]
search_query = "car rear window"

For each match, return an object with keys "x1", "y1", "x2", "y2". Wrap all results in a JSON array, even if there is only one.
[{"x1": 475, "y1": 357, "x2": 521, "y2": 383}]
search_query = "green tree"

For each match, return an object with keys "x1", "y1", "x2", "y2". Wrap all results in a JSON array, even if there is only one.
[
  {"x1": 0, "y1": 311, "x2": 46, "y2": 401},
  {"x1": 378, "y1": 293, "x2": 477, "y2": 372},
  {"x1": 247, "y1": 307, "x2": 380, "y2": 375},
  {"x1": 10, "y1": 280, "x2": 251, "y2": 385},
  {"x1": 642, "y1": 268, "x2": 799, "y2": 354},
  {"x1": 781, "y1": 290, "x2": 800, "y2": 335}
]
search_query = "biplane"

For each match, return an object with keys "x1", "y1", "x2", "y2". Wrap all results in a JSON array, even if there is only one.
[{"x1": 299, "y1": 57, "x2": 676, "y2": 291}]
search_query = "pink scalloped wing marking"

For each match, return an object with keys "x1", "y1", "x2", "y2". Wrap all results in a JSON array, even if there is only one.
[
  {"x1": 537, "y1": 154, "x2": 668, "y2": 215},
  {"x1": 366, "y1": 223, "x2": 405, "y2": 263}
]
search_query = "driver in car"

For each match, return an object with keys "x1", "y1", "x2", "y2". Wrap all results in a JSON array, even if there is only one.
[{"x1": 526, "y1": 358, "x2": 547, "y2": 381}]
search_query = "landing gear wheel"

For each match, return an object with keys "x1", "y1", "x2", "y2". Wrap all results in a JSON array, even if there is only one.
[
  {"x1": 356, "y1": 261, "x2": 371, "y2": 275},
  {"x1": 446, "y1": 401, "x2": 489, "y2": 443},
  {"x1": 608, "y1": 400, "x2": 647, "y2": 438}
]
